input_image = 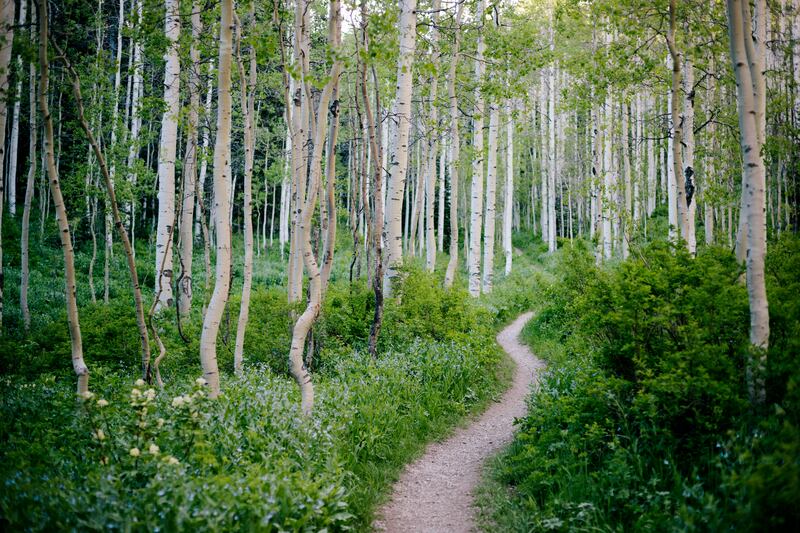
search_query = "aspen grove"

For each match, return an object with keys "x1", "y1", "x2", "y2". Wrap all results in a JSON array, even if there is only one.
[{"x1": 0, "y1": 0, "x2": 799, "y2": 530}]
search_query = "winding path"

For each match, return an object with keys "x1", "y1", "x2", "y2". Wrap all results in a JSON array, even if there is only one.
[{"x1": 374, "y1": 312, "x2": 543, "y2": 532}]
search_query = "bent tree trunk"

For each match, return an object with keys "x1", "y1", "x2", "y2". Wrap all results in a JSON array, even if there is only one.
[
  {"x1": 199, "y1": 0, "x2": 234, "y2": 399},
  {"x1": 39, "y1": 0, "x2": 89, "y2": 394},
  {"x1": 57, "y1": 43, "x2": 153, "y2": 382}
]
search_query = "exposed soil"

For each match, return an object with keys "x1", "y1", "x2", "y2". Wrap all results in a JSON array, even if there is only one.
[{"x1": 374, "y1": 312, "x2": 543, "y2": 532}]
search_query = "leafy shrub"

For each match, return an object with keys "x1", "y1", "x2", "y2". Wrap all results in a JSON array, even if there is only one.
[{"x1": 487, "y1": 239, "x2": 800, "y2": 532}]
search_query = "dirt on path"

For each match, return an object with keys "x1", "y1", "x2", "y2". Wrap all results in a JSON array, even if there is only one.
[{"x1": 374, "y1": 312, "x2": 543, "y2": 533}]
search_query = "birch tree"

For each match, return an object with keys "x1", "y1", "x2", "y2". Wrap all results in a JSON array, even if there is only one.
[
  {"x1": 726, "y1": 0, "x2": 769, "y2": 405},
  {"x1": 468, "y1": 0, "x2": 487, "y2": 296},
  {"x1": 383, "y1": 0, "x2": 417, "y2": 295},
  {"x1": 155, "y1": 0, "x2": 181, "y2": 311},
  {"x1": 444, "y1": 2, "x2": 464, "y2": 289},
  {"x1": 39, "y1": 0, "x2": 89, "y2": 394},
  {"x1": 234, "y1": 3, "x2": 257, "y2": 374},
  {"x1": 178, "y1": 1, "x2": 203, "y2": 317},
  {"x1": 503, "y1": 98, "x2": 514, "y2": 275},
  {"x1": 0, "y1": 0, "x2": 13, "y2": 331},
  {"x1": 199, "y1": 0, "x2": 234, "y2": 399}
]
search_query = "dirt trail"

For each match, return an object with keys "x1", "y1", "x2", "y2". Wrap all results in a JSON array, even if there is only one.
[{"x1": 374, "y1": 312, "x2": 543, "y2": 532}]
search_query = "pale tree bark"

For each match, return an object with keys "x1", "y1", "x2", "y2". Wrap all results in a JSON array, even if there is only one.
[
  {"x1": 503, "y1": 98, "x2": 514, "y2": 275},
  {"x1": 56, "y1": 42, "x2": 153, "y2": 383},
  {"x1": 320, "y1": 45, "x2": 343, "y2": 293},
  {"x1": 726, "y1": 0, "x2": 769, "y2": 406},
  {"x1": 547, "y1": 60, "x2": 557, "y2": 252},
  {"x1": 704, "y1": 63, "x2": 716, "y2": 245},
  {"x1": 39, "y1": 0, "x2": 89, "y2": 394},
  {"x1": 383, "y1": 0, "x2": 417, "y2": 295},
  {"x1": 104, "y1": 0, "x2": 126, "y2": 304},
  {"x1": 539, "y1": 80, "x2": 549, "y2": 243},
  {"x1": 666, "y1": 0, "x2": 691, "y2": 250},
  {"x1": 0, "y1": 0, "x2": 14, "y2": 331},
  {"x1": 360, "y1": 0, "x2": 384, "y2": 356},
  {"x1": 155, "y1": 0, "x2": 181, "y2": 311},
  {"x1": 7, "y1": 0, "x2": 25, "y2": 218},
  {"x1": 443, "y1": 1, "x2": 464, "y2": 289},
  {"x1": 683, "y1": 57, "x2": 697, "y2": 254},
  {"x1": 424, "y1": 0, "x2": 441, "y2": 273},
  {"x1": 602, "y1": 96, "x2": 612, "y2": 260},
  {"x1": 233, "y1": 4, "x2": 257, "y2": 374},
  {"x1": 468, "y1": 0, "x2": 486, "y2": 296},
  {"x1": 126, "y1": 0, "x2": 143, "y2": 248},
  {"x1": 287, "y1": 0, "x2": 343, "y2": 413},
  {"x1": 622, "y1": 100, "x2": 631, "y2": 259},
  {"x1": 20, "y1": 64, "x2": 35, "y2": 330},
  {"x1": 178, "y1": 2, "x2": 202, "y2": 317},
  {"x1": 666, "y1": 55, "x2": 678, "y2": 242},
  {"x1": 482, "y1": 100, "x2": 499, "y2": 292},
  {"x1": 199, "y1": 0, "x2": 234, "y2": 399},
  {"x1": 437, "y1": 137, "x2": 446, "y2": 253}
]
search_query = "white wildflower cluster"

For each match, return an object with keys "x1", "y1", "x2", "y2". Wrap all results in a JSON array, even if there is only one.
[{"x1": 130, "y1": 382, "x2": 157, "y2": 407}]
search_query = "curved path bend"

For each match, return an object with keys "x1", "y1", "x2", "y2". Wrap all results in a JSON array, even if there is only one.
[{"x1": 374, "y1": 312, "x2": 544, "y2": 532}]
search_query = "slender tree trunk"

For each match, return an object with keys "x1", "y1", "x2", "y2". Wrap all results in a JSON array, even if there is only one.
[
  {"x1": 504, "y1": 99, "x2": 514, "y2": 275},
  {"x1": 683, "y1": 57, "x2": 697, "y2": 254},
  {"x1": 444, "y1": 2, "x2": 464, "y2": 289},
  {"x1": 424, "y1": 0, "x2": 441, "y2": 273},
  {"x1": 482, "y1": 99, "x2": 499, "y2": 292},
  {"x1": 57, "y1": 42, "x2": 153, "y2": 383},
  {"x1": 727, "y1": 0, "x2": 769, "y2": 405},
  {"x1": 178, "y1": 2, "x2": 202, "y2": 317},
  {"x1": 383, "y1": 0, "x2": 417, "y2": 295},
  {"x1": 0, "y1": 0, "x2": 14, "y2": 331},
  {"x1": 287, "y1": 0, "x2": 342, "y2": 413},
  {"x1": 7, "y1": 0, "x2": 25, "y2": 219},
  {"x1": 233, "y1": 4, "x2": 257, "y2": 374},
  {"x1": 468, "y1": 0, "x2": 487, "y2": 296},
  {"x1": 39, "y1": 0, "x2": 89, "y2": 394},
  {"x1": 155, "y1": 0, "x2": 181, "y2": 311},
  {"x1": 20, "y1": 65, "x2": 36, "y2": 330},
  {"x1": 199, "y1": 0, "x2": 234, "y2": 399}
]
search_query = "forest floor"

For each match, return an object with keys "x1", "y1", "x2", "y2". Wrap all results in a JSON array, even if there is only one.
[{"x1": 374, "y1": 312, "x2": 543, "y2": 532}]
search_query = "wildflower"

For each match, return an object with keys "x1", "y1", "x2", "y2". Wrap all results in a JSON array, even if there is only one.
[
  {"x1": 129, "y1": 447, "x2": 141, "y2": 458},
  {"x1": 145, "y1": 388, "x2": 156, "y2": 401},
  {"x1": 95, "y1": 429, "x2": 106, "y2": 441},
  {"x1": 149, "y1": 444, "x2": 160, "y2": 455},
  {"x1": 164, "y1": 455, "x2": 180, "y2": 465},
  {"x1": 135, "y1": 379, "x2": 146, "y2": 387},
  {"x1": 157, "y1": 418, "x2": 165, "y2": 428},
  {"x1": 195, "y1": 377, "x2": 207, "y2": 386},
  {"x1": 131, "y1": 388, "x2": 142, "y2": 398},
  {"x1": 172, "y1": 396, "x2": 185, "y2": 408},
  {"x1": 96, "y1": 399, "x2": 109, "y2": 407},
  {"x1": 80, "y1": 391, "x2": 95, "y2": 400}
]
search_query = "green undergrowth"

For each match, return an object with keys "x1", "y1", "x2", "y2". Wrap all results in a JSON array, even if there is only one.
[
  {"x1": 478, "y1": 237, "x2": 800, "y2": 532},
  {"x1": 0, "y1": 234, "x2": 541, "y2": 531}
]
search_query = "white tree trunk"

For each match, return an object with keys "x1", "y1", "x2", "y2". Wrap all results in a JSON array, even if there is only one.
[
  {"x1": 155, "y1": 0, "x2": 181, "y2": 311},
  {"x1": 683, "y1": 58, "x2": 697, "y2": 254},
  {"x1": 482, "y1": 100, "x2": 499, "y2": 292},
  {"x1": 424, "y1": 0, "x2": 440, "y2": 273},
  {"x1": 6, "y1": 0, "x2": 24, "y2": 218},
  {"x1": 726, "y1": 0, "x2": 769, "y2": 405},
  {"x1": 666, "y1": 56, "x2": 678, "y2": 242},
  {"x1": 178, "y1": 2, "x2": 202, "y2": 317},
  {"x1": 0, "y1": 0, "x2": 14, "y2": 330},
  {"x1": 383, "y1": 0, "x2": 417, "y2": 295},
  {"x1": 503, "y1": 98, "x2": 514, "y2": 275},
  {"x1": 233, "y1": 5, "x2": 257, "y2": 373},
  {"x1": 39, "y1": 0, "x2": 89, "y2": 394},
  {"x1": 199, "y1": 0, "x2": 234, "y2": 399},
  {"x1": 468, "y1": 0, "x2": 486, "y2": 296},
  {"x1": 437, "y1": 136, "x2": 446, "y2": 253},
  {"x1": 443, "y1": 2, "x2": 463, "y2": 288},
  {"x1": 20, "y1": 63, "x2": 35, "y2": 330}
]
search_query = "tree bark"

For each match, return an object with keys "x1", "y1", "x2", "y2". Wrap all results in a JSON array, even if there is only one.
[
  {"x1": 444, "y1": 2, "x2": 464, "y2": 289},
  {"x1": 39, "y1": 0, "x2": 89, "y2": 394},
  {"x1": 482, "y1": 99, "x2": 499, "y2": 293},
  {"x1": 503, "y1": 99, "x2": 514, "y2": 275},
  {"x1": 199, "y1": 0, "x2": 234, "y2": 399},
  {"x1": 233, "y1": 4, "x2": 257, "y2": 374},
  {"x1": 727, "y1": 0, "x2": 769, "y2": 405},
  {"x1": 155, "y1": 0, "x2": 181, "y2": 311},
  {"x1": 383, "y1": 0, "x2": 417, "y2": 295}
]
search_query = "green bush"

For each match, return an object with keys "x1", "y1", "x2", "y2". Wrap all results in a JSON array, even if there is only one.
[{"x1": 486, "y1": 239, "x2": 800, "y2": 532}]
